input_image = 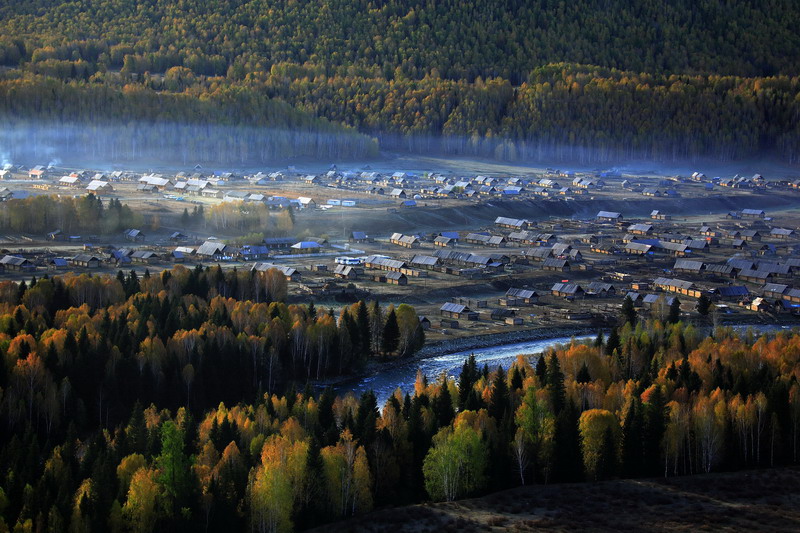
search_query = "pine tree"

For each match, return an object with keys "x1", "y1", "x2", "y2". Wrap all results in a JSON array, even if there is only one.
[
  {"x1": 606, "y1": 327, "x2": 621, "y2": 356},
  {"x1": 576, "y1": 362, "x2": 591, "y2": 384},
  {"x1": 596, "y1": 427, "x2": 618, "y2": 480},
  {"x1": 432, "y1": 378, "x2": 455, "y2": 428},
  {"x1": 381, "y1": 308, "x2": 400, "y2": 355},
  {"x1": 458, "y1": 354, "x2": 478, "y2": 411},
  {"x1": 552, "y1": 400, "x2": 583, "y2": 482},
  {"x1": 489, "y1": 366, "x2": 509, "y2": 420},
  {"x1": 356, "y1": 301, "x2": 371, "y2": 357},
  {"x1": 547, "y1": 352, "x2": 565, "y2": 415},
  {"x1": 667, "y1": 298, "x2": 681, "y2": 324},
  {"x1": 643, "y1": 386, "x2": 668, "y2": 476},
  {"x1": 535, "y1": 355, "x2": 547, "y2": 385},
  {"x1": 697, "y1": 294, "x2": 712, "y2": 316},
  {"x1": 510, "y1": 366, "x2": 523, "y2": 391},
  {"x1": 621, "y1": 397, "x2": 644, "y2": 477},
  {"x1": 621, "y1": 295, "x2": 637, "y2": 326}
]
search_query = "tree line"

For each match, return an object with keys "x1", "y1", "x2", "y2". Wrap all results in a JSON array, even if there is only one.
[
  {"x1": 4, "y1": 64, "x2": 800, "y2": 163},
  {"x1": 0, "y1": 194, "x2": 140, "y2": 236}
]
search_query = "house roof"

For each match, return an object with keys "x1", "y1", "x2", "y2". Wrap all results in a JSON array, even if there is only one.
[
  {"x1": 673, "y1": 259, "x2": 704, "y2": 271},
  {"x1": 762, "y1": 283, "x2": 789, "y2": 294},
  {"x1": 0, "y1": 255, "x2": 29, "y2": 266},
  {"x1": 291, "y1": 241, "x2": 321, "y2": 249},
  {"x1": 551, "y1": 282, "x2": 583, "y2": 294},
  {"x1": 71, "y1": 254, "x2": 100, "y2": 262},
  {"x1": 506, "y1": 288, "x2": 537, "y2": 299},
  {"x1": 714, "y1": 286, "x2": 749, "y2": 298},
  {"x1": 197, "y1": 241, "x2": 227, "y2": 256},
  {"x1": 410, "y1": 255, "x2": 439, "y2": 266},
  {"x1": 441, "y1": 302, "x2": 469, "y2": 313}
]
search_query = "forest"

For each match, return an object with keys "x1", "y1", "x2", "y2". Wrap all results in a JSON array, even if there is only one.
[
  {"x1": 0, "y1": 270, "x2": 799, "y2": 531},
  {"x1": 2, "y1": 1, "x2": 800, "y2": 162}
]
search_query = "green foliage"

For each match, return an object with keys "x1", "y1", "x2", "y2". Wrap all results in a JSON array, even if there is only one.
[
  {"x1": 156, "y1": 421, "x2": 192, "y2": 511},
  {"x1": 423, "y1": 421, "x2": 487, "y2": 502}
]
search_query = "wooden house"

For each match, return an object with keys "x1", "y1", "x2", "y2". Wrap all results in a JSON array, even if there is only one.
[
  {"x1": 551, "y1": 282, "x2": 584, "y2": 299},
  {"x1": 69, "y1": 254, "x2": 101, "y2": 268},
  {"x1": 440, "y1": 302, "x2": 478, "y2": 320},
  {"x1": 0, "y1": 255, "x2": 35, "y2": 271}
]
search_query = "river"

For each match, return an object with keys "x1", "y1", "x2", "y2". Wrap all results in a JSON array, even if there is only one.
[
  {"x1": 335, "y1": 334, "x2": 596, "y2": 406},
  {"x1": 333, "y1": 323, "x2": 797, "y2": 406}
]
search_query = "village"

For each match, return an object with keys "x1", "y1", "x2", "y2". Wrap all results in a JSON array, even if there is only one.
[{"x1": 1, "y1": 163, "x2": 800, "y2": 342}]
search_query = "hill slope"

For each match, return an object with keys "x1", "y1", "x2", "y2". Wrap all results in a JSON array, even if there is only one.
[
  {"x1": 2, "y1": 1, "x2": 800, "y2": 163},
  {"x1": 323, "y1": 467, "x2": 800, "y2": 532}
]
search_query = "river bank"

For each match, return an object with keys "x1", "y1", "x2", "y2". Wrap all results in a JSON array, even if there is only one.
[
  {"x1": 314, "y1": 325, "x2": 599, "y2": 390},
  {"x1": 414, "y1": 325, "x2": 599, "y2": 358}
]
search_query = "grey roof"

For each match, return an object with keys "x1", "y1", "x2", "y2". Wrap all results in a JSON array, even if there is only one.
[
  {"x1": 131, "y1": 250, "x2": 158, "y2": 259},
  {"x1": 441, "y1": 302, "x2": 468, "y2": 313},
  {"x1": 762, "y1": 283, "x2": 789, "y2": 294},
  {"x1": 704, "y1": 264, "x2": 734, "y2": 275},
  {"x1": 628, "y1": 223, "x2": 653, "y2": 233},
  {"x1": 738, "y1": 269, "x2": 772, "y2": 279},
  {"x1": 673, "y1": 259, "x2": 704, "y2": 271},
  {"x1": 251, "y1": 262, "x2": 298, "y2": 277},
  {"x1": 756, "y1": 262, "x2": 791, "y2": 275},
  {"x1": 334, "y1": 264, "x2": 356, "y2": 275},
  {"x1": 70, "y1": 254, "x2": 100, "y2": 262},
  {"x1": 597, "y1": 211, "x2": 622, "y2": 219},
  {"x1": 410, "y1": 255, "x2": 439, "y2": 266},
  {"x1": 643, "y1": 294, "x2": 676, "y2": 305},
  {"x1": 197, "y1": 241, "x2": 227, "y2": 256},
  {"x1": 654, "y1": 277, "x2": 695, "y2": 290},
  {"x1": 542, "y1": 258, "x2": 568, "y2": 268},
  {"x1": 0, "y1": 255, "x2": 29, "y2": 266},
  {"x1": 727, "y1": 259, "x2": 756, "y2": 271},
  {"x1": 625, "y1": 242, "x2": 652, "y2": 253},
  {"x1": 551, "y1": 282, "x2": 583, "y2": 294},
  {"x1": 506, "y1": 288, "x2": 537, "y2": 299},
  {"x1": 495, "y1": 216, "x2": 528, "y2": 227}
]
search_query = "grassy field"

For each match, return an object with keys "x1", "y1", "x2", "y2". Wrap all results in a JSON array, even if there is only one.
[{"x1": 324, "y1": 467, "x2": 800, "y2": 532}]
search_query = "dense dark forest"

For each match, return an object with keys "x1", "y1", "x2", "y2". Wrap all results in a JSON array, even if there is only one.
[
  {"x1": 1, "y1": 1, "x2": 800, "y2": 162},
  {"x1": 1, "y1": 274, "x2": 799, "y2": 531}
]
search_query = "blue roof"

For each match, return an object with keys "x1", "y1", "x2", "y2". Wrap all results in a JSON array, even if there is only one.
[
  {"x1": 403, "y1": 200, "x2": 417, "y2": 206},
  {"x1": 292, "y1": 241, "x2": 320, "y2": 248},
  {"x1": 440, "y1": 231, "x2": 459, "y2": 239}
]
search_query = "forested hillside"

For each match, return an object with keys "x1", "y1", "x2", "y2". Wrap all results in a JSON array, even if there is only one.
[
  {"x1": 1, "y1": 274, "x2": 799, "y2": 531},
  {"x1": 1, "y1": 1, "x2": 800, "y2": 162}
]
